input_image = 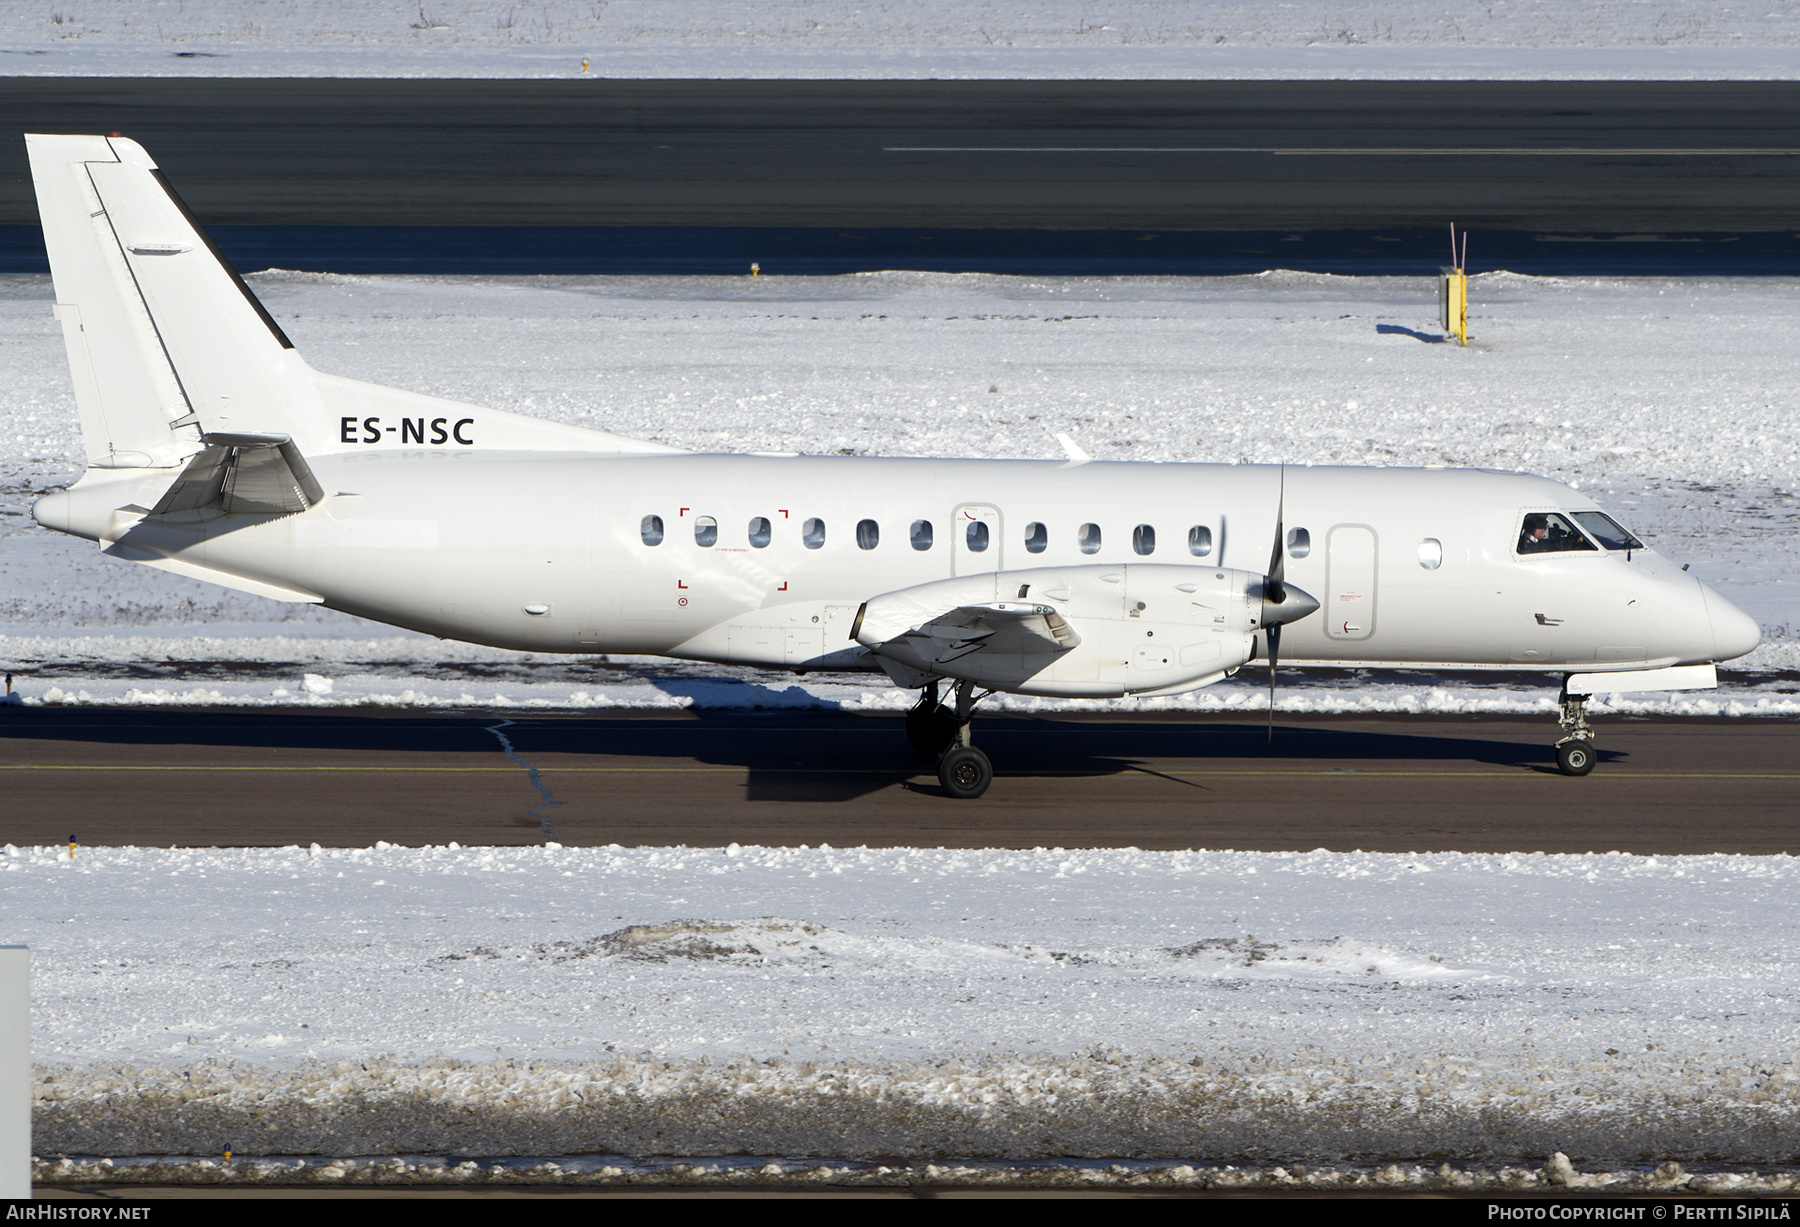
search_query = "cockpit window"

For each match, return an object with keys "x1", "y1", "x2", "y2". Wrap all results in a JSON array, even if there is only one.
[
  {"x1": 1517, "y1": 512, "x2": 1598, "y2": 555},
  {"x1": 1571, "y1": 511, "x2": 1645, "y2": 551}
]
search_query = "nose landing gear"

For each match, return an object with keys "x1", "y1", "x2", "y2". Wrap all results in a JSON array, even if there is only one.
[
  {"x1": 1555, "y1": 679, "x2": 1596, "y2": 777},
  {"x1": 907, "y1": 679, "x2": 994, "y2": 798}
]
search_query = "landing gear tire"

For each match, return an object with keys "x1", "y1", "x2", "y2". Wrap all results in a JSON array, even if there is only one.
[
  {"x1": 906, "y1": 703, "x2": 960, "y2": 756},
  {"x1": 938, "y1": 745, "x2": 993, "y2": 799},
  {"x1": 1556, "y1": 739, "x2": 1596, "y2": 777}
]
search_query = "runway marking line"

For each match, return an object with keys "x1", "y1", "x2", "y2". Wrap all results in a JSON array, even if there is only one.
[
  {"x1": 4, "y1": 765, "x2": 1798, "y2": 779},
  {"x1": 886, "y1": 146, "x2": 1800, "y2": 157}
]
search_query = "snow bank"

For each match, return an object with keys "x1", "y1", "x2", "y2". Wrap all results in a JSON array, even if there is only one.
[
  {"x1": 31, "y1": 1048, "x2": 1800, "y2": 1163},
  {"x1": 29, "y1": 1153, "x2": 1789, "y2": 1193},
  {"x1": 14, "y1": 844, "x2": 1800, "y2": 1161}
]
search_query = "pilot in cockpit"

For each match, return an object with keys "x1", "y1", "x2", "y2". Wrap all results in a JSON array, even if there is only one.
[
  {"x1": 1517, "y1": 512, "x2": 1597, "y2": 555},
  {"x1": 1518, "y1": 514, "x2": 1552, "y2": 552}
]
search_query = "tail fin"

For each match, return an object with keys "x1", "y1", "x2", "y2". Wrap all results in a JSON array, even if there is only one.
[
  {"x1": 27, "y1": 133, "x2": 305, "y2": 469},
  {"x1": 30, "y1": 133, "x2": 683, "y2": 470}
]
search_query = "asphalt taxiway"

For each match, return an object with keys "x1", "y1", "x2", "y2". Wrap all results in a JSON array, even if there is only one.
[{"x1": 2, "y1": 709, "x2": 1792, "y2": 854}]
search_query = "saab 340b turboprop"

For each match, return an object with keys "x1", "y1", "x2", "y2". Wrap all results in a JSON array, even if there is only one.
[{"x1": 23, "y1": 134, "x2": 1762, "y2": 797}]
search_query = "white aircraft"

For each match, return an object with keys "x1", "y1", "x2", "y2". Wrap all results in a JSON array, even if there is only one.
[{"x1": 24, "y1": 134, "x2": 1761, "y2": 797}]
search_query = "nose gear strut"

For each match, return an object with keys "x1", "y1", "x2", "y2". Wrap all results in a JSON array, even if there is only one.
[{"x1": 1555, "y1": 677, "x2": 1597, "y2": 777}]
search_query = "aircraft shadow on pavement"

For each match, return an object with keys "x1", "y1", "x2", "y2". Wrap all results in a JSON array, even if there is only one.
[{"x1": 0, "y1": 709, "x2": 1592, "y2": 803}]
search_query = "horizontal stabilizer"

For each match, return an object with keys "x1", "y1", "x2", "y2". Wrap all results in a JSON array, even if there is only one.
[
  {"x1": 151, "y1": 433, "x2": 324, "y2": 517},
  {"x1": 101, "y1": 542, "x2": 322, "y2": 604}
]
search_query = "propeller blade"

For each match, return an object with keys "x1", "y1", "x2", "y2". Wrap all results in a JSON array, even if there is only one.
[
  {"x1": 1266, "y1": 464, "x2": 1286, "y2": 605},
  {"x1": 1267, "y1": 621, "x2": 1281, "y2": 743},
  {"x1": 1264, "y1": 465, "x2": 1287, "y2": 744}
]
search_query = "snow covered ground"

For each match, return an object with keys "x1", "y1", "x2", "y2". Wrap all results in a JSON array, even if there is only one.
[
  {"x1": 2, "y1": 1, "x2": 1798, "y2": 79},
  {"x1": 16, "y1": 842, "x2": 1800, "y2": 1167},
  {"x1": 2, "y1": 268, "x2": 1796, "y2": 715}
]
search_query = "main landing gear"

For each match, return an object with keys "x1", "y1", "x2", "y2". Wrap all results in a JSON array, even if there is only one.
[
  {"x1": 907, "y1": 679, "x2": 993, "y2": 798},
  {"x1": 1555, "y1": 678, "x2": 1596, "y2": 777}
]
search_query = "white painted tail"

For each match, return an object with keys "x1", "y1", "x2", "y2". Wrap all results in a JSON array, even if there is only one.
[{"x1": 27, "y1": 133, "x2": 679, "y2": 471}]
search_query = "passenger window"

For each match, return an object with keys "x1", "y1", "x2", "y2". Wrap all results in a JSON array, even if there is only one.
[
  {"x1": 1517, "y1": 512, "x2": 1598, "y2": 555},
  {"x1": 910, "y1": 520, "x2": 933, "y2": 551},
  {"x1": 803, "y1": 517, "x2": 826, "y2": 549},
  {"x1": 748, "y1": 516, "x2": 771, "y2": 548},
  {"x1": 1287, "y1": 527, "x2": 1311, "y2": 559},
  {"x1": 640, "y1": 514, "x2": 664, "y2": 546},
  {"x1": 1078, "y1": 523, "x2": 1102, "y2": 555},
  {"x1": 1188, "y1": 525, "x2": 1212, "y2": 557},
  {"x1": 966, "y1": 521, "x2": 990, "y2": 552},
  {"x1": 1571, "y1": 511, "x2": 1645, "y2": 551},
  {"x1": 1132, "y1": 524, "x2": 1155, "y2": 555},
  {"x1": 857, "y1": 519, "x2": 879, "y2": 550},
  {"x1": 1418, "y1": 538, "x2": 1443, "y2": 570},
  {"x1": 1024, "y1": 522, "x2": 1047, "y2": 554},
  {"x1": 694, "y1": 515, "x2": 718, "y2": 547}
]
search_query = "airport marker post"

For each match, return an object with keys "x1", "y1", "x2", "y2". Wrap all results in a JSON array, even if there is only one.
[
  {"x1": 0, "y1": 946, "x2": 28, "y2": 1198},
  {"x1": 1440, "y1": 224, "x2": 1469, "y2": 346}
]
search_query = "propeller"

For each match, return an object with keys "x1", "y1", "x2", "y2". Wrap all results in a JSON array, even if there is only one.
[{"x1": 1258, "y1": 465, "x2": 1321, "y2": 743}]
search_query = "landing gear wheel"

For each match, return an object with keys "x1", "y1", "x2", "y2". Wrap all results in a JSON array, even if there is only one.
[
  {"x1": 938, "y1": 745, "x2": 993, "y2": 799},
  {"x1": 1556, "y1": 739, "x2": 1596, "y2": 777},
  {"x1": 906, "y1": 703, "x2": 960, "y2": 756}
]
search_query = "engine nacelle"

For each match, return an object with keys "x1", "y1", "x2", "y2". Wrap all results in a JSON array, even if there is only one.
[{"x1": 855, "y1": 564, "x2": 1284, "y2": 698}]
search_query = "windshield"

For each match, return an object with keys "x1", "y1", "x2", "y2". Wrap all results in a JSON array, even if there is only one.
[
  {"x1": 1516, "y1": 512, "x2": 1597, "y2": 555},
  {"x1": 1571, "y1": 511, "x2": 1645, "y2": 551}
]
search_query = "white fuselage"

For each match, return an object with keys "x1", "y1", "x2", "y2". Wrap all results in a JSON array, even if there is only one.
[{"x1": 39, "y1": 452, "x2": 1759, "y2": 679}]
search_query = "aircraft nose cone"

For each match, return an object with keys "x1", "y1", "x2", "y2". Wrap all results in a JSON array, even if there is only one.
[
  {"x1": 1703, "y1": 586, "x2": 1761, "y2": 662},
  {"x1": 1264, "y1": 583, "x2": 1320, "y2": 627}
]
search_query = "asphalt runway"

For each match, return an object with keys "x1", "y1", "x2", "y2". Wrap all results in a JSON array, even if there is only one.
[
  {"x1": 5, "y1": 79, "x2": 1800, "y2": 230},
  {"x1": 2, "y1": 709, "x2": 1793, "y2": 854}
]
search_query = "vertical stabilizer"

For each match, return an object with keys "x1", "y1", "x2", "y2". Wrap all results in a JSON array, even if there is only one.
[
  {"x1": 27, "y1": 133, "x2": 302, "y2": 470},
  {"x1": 30, "y1": 134, "x2": 687, "y2": 471}
]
